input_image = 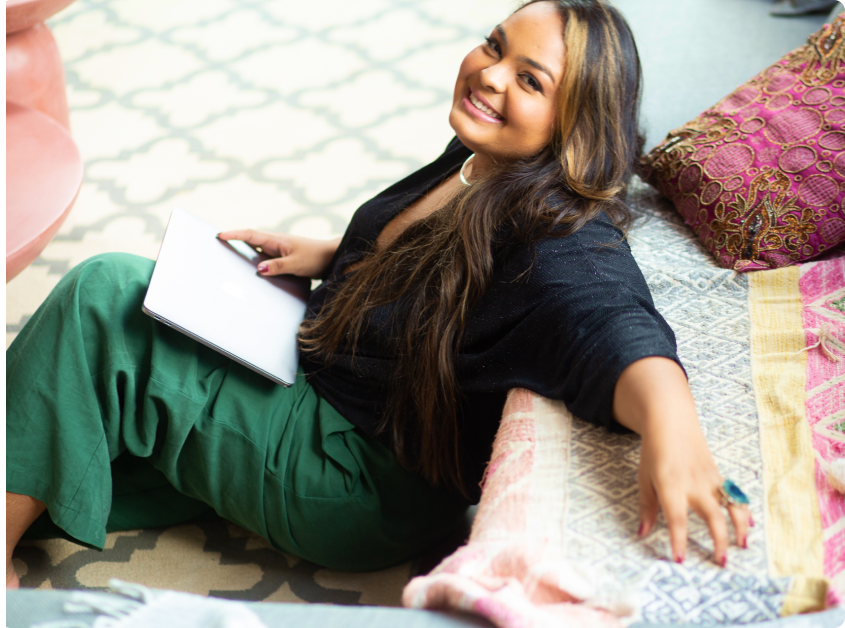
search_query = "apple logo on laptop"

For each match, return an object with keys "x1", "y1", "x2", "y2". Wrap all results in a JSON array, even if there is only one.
[{"x1": 221, "y1": 281, "x2": 245, "y2": 300}]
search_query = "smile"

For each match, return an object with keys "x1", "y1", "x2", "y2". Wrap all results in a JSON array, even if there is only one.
[{"x1": 464, "y1": 89, "x2": 504, "y2": 122}]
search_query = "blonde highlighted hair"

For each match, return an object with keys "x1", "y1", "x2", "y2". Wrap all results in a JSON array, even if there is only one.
[{"x1": 553, "y1": 0, "x2": 643, "y2": 204}]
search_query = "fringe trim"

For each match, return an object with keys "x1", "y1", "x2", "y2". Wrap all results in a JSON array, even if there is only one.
[{"x1": 794, "y1": 322, "x2": 842, "y2": 362}]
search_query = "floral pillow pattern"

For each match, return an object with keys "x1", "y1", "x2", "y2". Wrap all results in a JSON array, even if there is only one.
[{"x1": 640, "y1": 13, "x2": 845, "y2": 271}]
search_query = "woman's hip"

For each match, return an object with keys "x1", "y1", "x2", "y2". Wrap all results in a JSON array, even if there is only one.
[{"x1": 210, "y1": 379, "x2": 469, "y2": 571}]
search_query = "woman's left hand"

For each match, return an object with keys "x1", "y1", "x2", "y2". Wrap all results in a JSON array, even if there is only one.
[{"x1": 613, "y1": 357, "x2": 751, "y2": 566}]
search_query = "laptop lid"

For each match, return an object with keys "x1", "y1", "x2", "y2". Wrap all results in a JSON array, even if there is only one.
[{"x1": 143, "y1": 207, "x2": 310, "y2": 387}]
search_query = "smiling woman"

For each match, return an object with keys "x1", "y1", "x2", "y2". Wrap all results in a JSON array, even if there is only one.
[
  {"x1": 296, "y1": 0, "x2": 648, "y2": 497},
  {"x1": 7, "y1": 0, "x2": 749, "y2": 588}
]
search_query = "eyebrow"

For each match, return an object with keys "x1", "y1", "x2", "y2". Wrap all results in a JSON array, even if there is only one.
[{"x1": 495, "y1": 24, "x2": 557, "y2": 84}]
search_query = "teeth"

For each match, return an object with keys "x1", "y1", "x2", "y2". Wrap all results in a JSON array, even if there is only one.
[{"x1": 469, "y1": 92, "x2": 501, "y2": 119}]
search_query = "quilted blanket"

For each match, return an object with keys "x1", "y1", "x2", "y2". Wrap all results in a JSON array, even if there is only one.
[{"x1": 749, "y1": 251, "x2": 845, "y2": 609}]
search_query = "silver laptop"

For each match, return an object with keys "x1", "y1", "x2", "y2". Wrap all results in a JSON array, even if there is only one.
[{"x1": 143, "y1": 207, "x2": 310, "y2": 387}]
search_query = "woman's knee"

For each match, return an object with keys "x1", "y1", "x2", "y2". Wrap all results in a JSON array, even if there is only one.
[
  {"x1": 56, "y1": 253, "x2": 155, "y2": 322},
  {"x1": 67, "y1": 253, "x2": 155, "y2": 291}
]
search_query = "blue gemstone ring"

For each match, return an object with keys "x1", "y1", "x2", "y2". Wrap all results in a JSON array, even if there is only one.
[{"x1": 719, "y1": 479, "x2": 750, "y2": 507}]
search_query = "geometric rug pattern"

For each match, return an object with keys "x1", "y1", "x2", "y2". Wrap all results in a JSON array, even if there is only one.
[
  {"x1": 15, "y1": 520, "x2": 411, "y2": 605},
  {"x1": 6, "y1": 0, "x2": 515, "y2": 343},
  {"x1": 564, "y1": 178, "x2": 788, "y2": 624}
]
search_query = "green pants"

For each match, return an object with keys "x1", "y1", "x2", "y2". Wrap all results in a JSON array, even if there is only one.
[{"x1": 6, "y1": 253, "x2": 466, "y2": 571}]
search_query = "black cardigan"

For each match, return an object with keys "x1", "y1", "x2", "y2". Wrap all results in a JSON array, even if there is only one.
[{"x1": 300, "y1": 137, "x2": 680, "y2": 502}]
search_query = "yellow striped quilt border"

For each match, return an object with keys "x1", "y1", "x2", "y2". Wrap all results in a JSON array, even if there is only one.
[{"x1": 747, "y1": 266, "x2": 826, "y2": 615}]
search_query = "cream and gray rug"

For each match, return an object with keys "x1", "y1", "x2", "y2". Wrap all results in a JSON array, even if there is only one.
[
  {"x1": 567, "y1": 179, "x2": 789, "y2": 625},
  {"x1": 15, "y1": 521, "x2": 405, "y2": 604}
]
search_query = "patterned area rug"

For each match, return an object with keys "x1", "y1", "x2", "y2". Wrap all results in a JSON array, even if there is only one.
[
  {"x1": 562, "y1": 178, "x2": 791, "y2": 625},
  {"x1": 5, "y1": 0, "x2": 516, "y2": 344},
  {"x1": 16, "y1": 520, "x2": 414, "y2": 604}
]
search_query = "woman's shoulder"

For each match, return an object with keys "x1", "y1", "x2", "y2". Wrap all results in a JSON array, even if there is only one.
[
  {"x1": 547, "y1": 214, "x2": 633, "y2": 264},
  {"x1": 485, "y1": 212, "x2": 657, "y2": 311}
]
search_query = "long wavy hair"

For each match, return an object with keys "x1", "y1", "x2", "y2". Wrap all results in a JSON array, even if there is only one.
[{"x1": 300, "y1": 0, "x2": 644, "y2": 497}]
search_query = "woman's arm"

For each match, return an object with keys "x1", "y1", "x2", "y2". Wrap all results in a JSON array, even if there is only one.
[
  {"x1": 217, "y1": 230, "x2": 341, "y2": 279},
  {"x1": 613, "y1": 356, "x2": 751, "y2": 566}
]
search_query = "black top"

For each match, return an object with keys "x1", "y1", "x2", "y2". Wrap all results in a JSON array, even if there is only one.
[{"x1": 300, "y1": 137, "x2": 680, "y2": 502}]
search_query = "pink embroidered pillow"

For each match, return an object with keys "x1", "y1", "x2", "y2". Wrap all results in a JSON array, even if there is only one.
[{"x1": 640, "y1": 14, "x2": 845, "y2": 271}]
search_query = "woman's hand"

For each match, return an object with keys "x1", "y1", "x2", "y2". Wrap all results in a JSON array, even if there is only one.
[
  {"x1": 216, "y1": 230, "x2": 341, "y2": 279},
  {"x1": 613, "y1": 357, "x2": 751, "y2": 567}
]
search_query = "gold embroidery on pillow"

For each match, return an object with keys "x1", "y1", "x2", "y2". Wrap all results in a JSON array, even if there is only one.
[
  {"x1": 780, "y1": 16, "x2": 845, "y2": 86},
  {"x1": 647, "y1": 114, "x2": 737, "y2": 180},
  {"x1": 710, "y1": 170, "x2": 817, "y2": 265},
  {"x1": 639, "y1": 13, "x2": 844, "y2": 271}
]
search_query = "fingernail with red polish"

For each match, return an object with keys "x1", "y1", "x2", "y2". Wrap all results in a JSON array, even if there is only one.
[
  {"x1": 674, "y1": 553, "x2": 684, "y2": 564},
  {"x1": 720, "y1": 556, "x2": 728, "y2": 568},
  {"x1": 637, "y1": 522, "x2": 644, "y2": 537},
  {"x1": 257, "y1": 264, "x2": 268, "y2": 274},
  {"x1": 749, "y1": 514, "x2": 755, "y2": 528},
  {"x1": 742, "y1": 536, "x2": 748, "y2": 549}
]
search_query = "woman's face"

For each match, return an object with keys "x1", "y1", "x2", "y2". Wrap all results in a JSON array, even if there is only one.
[{"x1": 449, "y1": 2, "x2": 565, "y2": 170}]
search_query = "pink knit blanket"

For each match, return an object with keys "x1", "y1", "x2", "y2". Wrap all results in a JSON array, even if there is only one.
[{"x1": 402, "y1": 389, "x2": 635, "y2": 628}]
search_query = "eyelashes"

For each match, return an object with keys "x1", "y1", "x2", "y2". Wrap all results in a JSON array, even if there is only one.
[
  {"x1": 484, "y1": 36, "x2": 501, "y2": 55},
  {"x1": 523, "y1": 75, "x2": 542, "y2": 91}
]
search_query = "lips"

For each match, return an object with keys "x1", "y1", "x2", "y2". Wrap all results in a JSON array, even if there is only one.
[{"x1": 464, "y1": 88, "x2": 504, "y2": 122}]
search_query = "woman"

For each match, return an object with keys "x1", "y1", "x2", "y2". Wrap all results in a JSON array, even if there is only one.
[{"x1": 6, "y1": 0, "x2": 750, "y2": 588}]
